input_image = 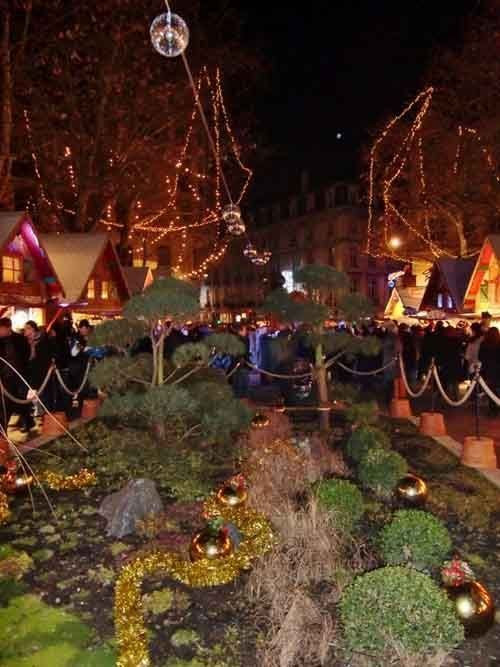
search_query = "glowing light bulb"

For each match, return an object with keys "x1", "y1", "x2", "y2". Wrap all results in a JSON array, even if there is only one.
[{"x1": 388, "y1": 236, "x2": 402, "y2": 250}]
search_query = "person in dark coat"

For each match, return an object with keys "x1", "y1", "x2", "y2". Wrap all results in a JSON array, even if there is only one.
[
  {"x1": 0, "y1": 317, "x2": 31, "y2": 432},
  {"x1": 24, "y1": 321, "x2": 53, "y2": 419},
  {"x1": 479, "y1": 327, "x2": 500, "y2": 415}
]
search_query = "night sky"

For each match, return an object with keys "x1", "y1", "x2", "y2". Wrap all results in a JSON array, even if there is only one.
[{"x1": 240, "y1": 0, "x2": 480, "y2": 196}]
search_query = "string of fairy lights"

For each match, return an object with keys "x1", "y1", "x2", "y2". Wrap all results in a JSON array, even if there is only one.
[
  {"x1": 367, "y1": 86, "x2": 500, "y2": 262},
  {"x1": 24, "y1": 1, "x2": 269, "y2": 281}
]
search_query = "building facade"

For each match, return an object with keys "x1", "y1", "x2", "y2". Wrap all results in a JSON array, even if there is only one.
[{"x1": 204, "y1": 175, "x2": 393, "y2": 321}]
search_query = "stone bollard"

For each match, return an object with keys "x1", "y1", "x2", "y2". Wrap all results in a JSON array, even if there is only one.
[
  {"x1": 42, "y1": 411, "x2": 68, "y2": 437},
  {"x1": 390, "y1": 398, "x2": 413, "y2": 419},
  {"x1": 81, "y1": 398, "x2": 100, "y2": 420},
  {"x1": 461, "y1": 436, "x2": 497, "y2": 469},
  {"x1": 394, "y1": 377, "x2": 407, "y2": 399},
  {"x1": 419, "y1": 412, "x2": 447, "y2": 437}
]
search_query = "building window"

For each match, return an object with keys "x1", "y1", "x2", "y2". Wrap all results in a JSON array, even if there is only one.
[
  {"x1": 87, "y1": 279, "x2": 95, "y2": 299},
  {"x1": 368, "y1": 277, "x2": 377, "y2": 300},
  {"x1": 446, "y1": 295, "x2": 453, "y2": 309},
  {"x1": 368, "y1": 255, "x2": 377, "y2": 269},
  {"x1": 350, "y1": 277, "x2": 359, "y2": 293},
  {"x1": 2, "y1": 255, "x2": 22, "y2": 283},
  {"x1": 335, "y1": 185, "x2": 348, "y2": 206},
  {"x1": 101, "y1": 280, "x2": 109, "y2": 299},
  {"x1": 326, "y1": 188, "x2": 335, "y2": 208},
  {"x1": 349, "y1": 246, "x2": 359, "y2": 268},
  {"x1": 349, "y1": 188, "x2": 359, "y2": 205},
  {"x1": 437, "y1": 293, "x2": 443, "y2": 309}
]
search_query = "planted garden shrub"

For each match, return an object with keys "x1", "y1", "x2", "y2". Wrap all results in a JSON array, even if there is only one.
[
  {"x1": 379, "y1": 509, "x2": 452, "y2": 571},
  {"x1": 315, "y1": 479, "x2": 364, "y2": 531},
  {"x1": 358, "y1": 447, "x2": 407, "y2": 498},
  {"x1": 340, "y1": 566, "x2": 463, "y2": 658},
  {"x1": 345, "y1": 425, "x2": 390, "y2": 463}
]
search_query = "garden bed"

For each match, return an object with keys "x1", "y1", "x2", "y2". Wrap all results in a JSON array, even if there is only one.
[{"x1": 0, "y1": 413, "x2": 499, "y2": 666}]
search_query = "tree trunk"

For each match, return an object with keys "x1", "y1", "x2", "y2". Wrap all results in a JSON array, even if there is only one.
[
  {"x1": 74, "y1": 186, "x2": 92, "y2": 232},
  {"x1": 453, "y1": 213, "x2": 468, "y2": 257},
  {"x1": 0, "y1": 7, "x2": 13, "y2": 209},
  {"x1": 315, "y1": 343, "x2": 330, "y2": 431}
]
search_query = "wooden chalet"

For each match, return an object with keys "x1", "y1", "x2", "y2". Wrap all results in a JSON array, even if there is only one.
[
  {"x1": 463, "y1": 235, "x2": 500, "y2": 316},
  {"x1": 384, "y1": 286, "x2": 425, "y2": 320},
  {"x1": 0, "y1": 212, "x2": 62, "y2": 328},
  {"x1": 420, "y1": 258, "x2": 476, "y2": 316},
  {"x1": 40, "y1": 233, "x2": 130, "y2": 322},
  {"x1": 121, "y1": 266, "x2": 154, "y2": 296}
]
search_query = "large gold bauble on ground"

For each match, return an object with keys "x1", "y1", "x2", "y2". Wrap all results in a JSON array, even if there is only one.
[
  {"x1": 216, "y1": 484, "x2": 247, "y2": 508},
  {"x1": 395, "y1": 473, "x2": 428, "y2": 507},
  {"x1": 446, "y1": 581, "x2": 495, "y2": 637},
  {"x1": 189, "y1": 529, "x2": 233, "y2": 562},
  {"x1": 251, "y1": 413, "x2": 270, "y2": 429}
]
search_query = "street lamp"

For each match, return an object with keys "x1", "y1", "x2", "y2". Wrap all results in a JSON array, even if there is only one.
[{"x1": 388, "y1": 236, "x2": 402, "y2": 250}]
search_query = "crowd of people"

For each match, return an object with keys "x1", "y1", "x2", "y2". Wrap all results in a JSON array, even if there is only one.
[
  {"x1": 0, "y1": 316, "x2": 95, "y2": 432},
  {"x1": 0, "y1": 310, "x2": 499, "y2": 435}
]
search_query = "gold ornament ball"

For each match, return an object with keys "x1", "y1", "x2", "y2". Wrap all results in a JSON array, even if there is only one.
[
  {"x1": 395, "y1": 473, "x2": 428, "y2": 507},
  {"x1": 189, "y1": 529, "x2": 233, "y2": 562},
  {"x1": 216, "y1": 484, "x2": 247, "y2": 508},
  {"x1": 251, "y1": 413, "x2": 270, "y2": 429},
  {"x1": 446, "y1": 581, "x2": 495, "y2": 637}
]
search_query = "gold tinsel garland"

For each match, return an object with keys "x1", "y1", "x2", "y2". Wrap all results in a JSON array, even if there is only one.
[
  {"x1": 114, "y1": 497, "x2": 274, "y2": 667},
  {"x1": 0, "y1": 491, "x2": 10, "y2": 525},
  {"x1": 38, "y1": 468, "x2": 97, "y2": 491}
]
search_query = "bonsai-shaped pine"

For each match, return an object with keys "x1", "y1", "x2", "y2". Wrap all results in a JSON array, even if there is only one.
[
  {"x1": 263, "y1": 264, "x2": 380, "y2": 429},
  {"x1": 88, "y1": 276, "x2": 252, "y2": 443}
]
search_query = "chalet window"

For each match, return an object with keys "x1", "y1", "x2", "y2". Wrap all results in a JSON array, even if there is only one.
[
  {"x1": 437, "y1": 293, "x2": 443, "y2": 309},
  {"x1": 349, "y1": 246, "x2": 359, "y2": 268},
  {"x1": 109, "y1": 282, "x2": 118, "y2": 299},
  {"x1": 101, "y1": 281, "x2": 109, "y2": 299},
  {"x1": 335, "y1": 186, "x2": 348, "y2": 206},
  {"x1": 446, "y1": 295, "x2": 453, "y2": 309},
  {"x1": 2, "y1": 255, "x2": 22, "y2": 283},
  {"x1": 87, "y1": 279, "x2": 95, "y2": 300}
]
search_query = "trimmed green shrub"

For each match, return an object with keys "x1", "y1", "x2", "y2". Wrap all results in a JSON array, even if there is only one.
[
  {"x1": 345, "y1": 425, "x2": 390, "y2": 463},
  {"x1": 340, "y1": 566, "x2": 464, "y2": 657},
  {"x1": 358, "y1": 447, "x2": 407, "y2": 497},
  {"x1": 379, "y1": 510, "x2": 452, "y2": 571},
  {"x1": 345, "y1": 401, "x2": 379, "y2": 428},
  {"x1": 315, "y1": 479, "x2": 364, "y2": 531}
]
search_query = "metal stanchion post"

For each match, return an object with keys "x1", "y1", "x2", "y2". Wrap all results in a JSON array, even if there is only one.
[{"x1": 474, "y1": 373, "x2": 481, "y2": 440}]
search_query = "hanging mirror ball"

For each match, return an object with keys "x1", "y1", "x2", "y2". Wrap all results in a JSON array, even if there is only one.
[
  {"x1": 227, "y1": 219, "x2": 246, "y2": 236},
  {"x1": 222, "y1": 203, "x2": 242, "y2": 225},
  {"x1": 150, "y1": 12, "x2": 190, "y2": 58}
]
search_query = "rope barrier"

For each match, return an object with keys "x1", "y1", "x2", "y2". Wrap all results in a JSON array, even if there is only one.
[
  {"x1": 225, "y1": 361, "x2": 242, "y2": 379},
  {"x1": 0, "y1": 362, "x2": 91, "y2": 404},
  {"x1": 478, "y1": 376, "x2": 500, "y2": 407},
  {"x1": 244, "y1": 360, "x2": 313, "y2": 380},
  {"x1": 398, "y1": 356, "x2": 434, "y2": 398},
  {"x1": 0, "y1": 357, "x2": 87, "y2": 451},
  {"x1": 54, "y1": 363, "x2": 91, "y2": 398},
  {"x1": 335, "y1": 358, "x2": 397, "y2": 377},
  {"x1": 431, "y1": 365, "x2": 478, "y2": 407}
]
